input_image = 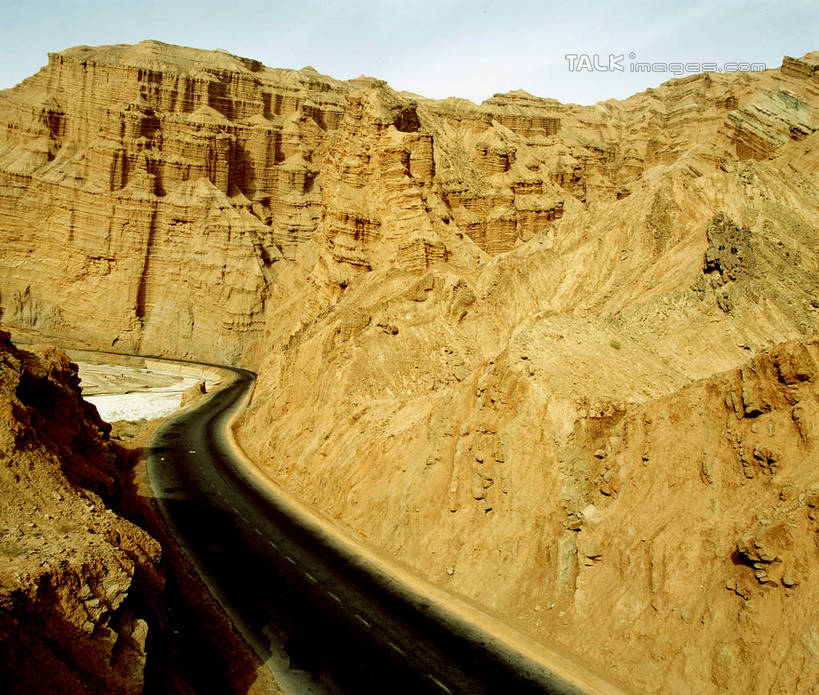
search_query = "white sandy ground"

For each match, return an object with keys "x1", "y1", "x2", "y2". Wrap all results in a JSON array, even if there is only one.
[{"x1": 76, "y1": 362, "x2": 211, "y2": 421}]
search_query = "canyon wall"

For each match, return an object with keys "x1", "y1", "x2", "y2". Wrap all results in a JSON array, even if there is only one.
[
  {"x1": 1, "y1": 42, "x2": 817, "y2": 693},
  {"x1": 0, "y1": 331, "x2": 161, "y2": 694},
  {"x1": 0, "y1": 42, "x2": 352, "y2": 362},
  {"x1": 237, "y1": 52, "x2": 819, "y2": 694}
]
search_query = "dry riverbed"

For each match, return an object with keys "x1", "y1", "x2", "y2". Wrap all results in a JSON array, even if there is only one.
[{"x1": 76, "y1": 361, "x2": 213, "y2": 422}]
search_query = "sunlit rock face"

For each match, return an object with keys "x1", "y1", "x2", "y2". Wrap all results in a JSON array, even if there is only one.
[
  {"x1": 0, "y1": 41, "x2": 350, "y2": 362},
  {"x1": 7, "y1": 43, "x2": 814, "y2": 364},
  {"x1": 1, "y1": 40, "x2": 819, "y2": 694},
  {"x1": 238, "y1": 51, "x2": 819, "y2": 695}
]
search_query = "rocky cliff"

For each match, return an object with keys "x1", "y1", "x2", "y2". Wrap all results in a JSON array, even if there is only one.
[
  {"x1": 0, "y1": 331, "x2": 162, "y2": 693},
  {"x1": 0, "y1": 42, "x2": 351, "y2": 362},
  {"x1": 236, "y1": 51, "x2": 819, "y2": 694},
  {"x1": 1, "y1": 41, "x2": 818, "y2": 693},
  {"x1": 1, "y1": 43, "x2": 816, "y2": 365}
]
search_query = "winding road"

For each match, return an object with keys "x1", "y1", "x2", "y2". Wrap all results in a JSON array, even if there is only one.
[{"x1": 146, "y1": 363, "x2": 612, "y2": 695}]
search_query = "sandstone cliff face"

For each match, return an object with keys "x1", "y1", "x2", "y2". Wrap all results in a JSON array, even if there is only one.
[
  {"x1": 4, "y1": 42, "x2": 814, "y2": 365},
  {"x1": 235, "y1": 52, "x2": 819, "y2": 694},
  {"x1": 1, "y1": 41, "x2": 818, "y2": 694},
  {"x1": 0, "y1": 331, "x2": 161, "y2": 694},
  {"x1": 0, "y1": 41, "x2": 351, "y2": 362}
]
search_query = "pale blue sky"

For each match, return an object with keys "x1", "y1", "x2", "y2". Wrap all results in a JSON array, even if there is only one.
[{"x1": 1, "y1": 0, "x2": 816, "y2": 104}]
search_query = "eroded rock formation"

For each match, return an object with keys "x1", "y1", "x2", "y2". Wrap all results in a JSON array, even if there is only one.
[
  {"x1": 1, "y1": 41, "x2": 818, "y2": 694},
  {"x1": 0, "y1": 331, "x2": 161, "y2": 694},
  {"x1": 236, "y1": 51, "x2": 819, "y2": 695},
  {"x1": 0, "y1": 42, "x2": 351, "y2": 361}
]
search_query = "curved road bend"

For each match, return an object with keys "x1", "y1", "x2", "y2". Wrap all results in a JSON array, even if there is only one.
[{"x1": 147, "y1": 364, "x2": 594, "y2": 695}]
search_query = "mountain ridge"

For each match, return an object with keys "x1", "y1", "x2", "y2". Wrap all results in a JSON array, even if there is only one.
[{"x1": 0, "y1": 41, "x2": 817, "y2": 694}]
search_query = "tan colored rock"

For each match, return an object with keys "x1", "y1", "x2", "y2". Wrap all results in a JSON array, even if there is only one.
[
  {"x1": 235, "y1": 47, "x2": 819, "y2": 691},
  {"x1": 0, "y1": 331, "x2": 161, "y2": 694},
  {"x1": 180, "y1": 378, "x2": 207, "y2": 407},
  {"x1": 2, "y1": 43, "x2": 814, "y2": 365},
  {"x1": 2, "y1": 41, "x2": 819, "y2": 695}
]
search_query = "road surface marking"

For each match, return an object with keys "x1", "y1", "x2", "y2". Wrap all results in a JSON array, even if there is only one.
[
  {"x1": 268, "y1": 541, "x2": 278, "y2": 549},
  {"x1": 328, "y1": 591, "x2": 342, "y2": 604},
  {"x1": 427, "y1": 675, "x2": 452, "y2": 693},
  {"x1": 387, "y1": 640, "x2": 406, "y2": 656},
  {"x1": 231, "y1": 506, "x2": 239, "y2": 514},
  {"x1": 286, "y1": 556, "x2": 296, "y2": 565},
  {"x1": 355, "y1": 614, "x2": 372, "y2": 628},
  {"x1": 188, "y1": 450, "x2": 196, "y2": 454},
  {"x1": 254, "y1": 528, "x2": 263, "y2": 536},
  {"x1": 304, "y1": 572, "x2": 318, "y2": 583}
]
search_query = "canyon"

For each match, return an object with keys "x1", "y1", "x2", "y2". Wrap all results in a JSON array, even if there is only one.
[{"x1": 0, "y1": 40, "x2": 817, "y2": 693}]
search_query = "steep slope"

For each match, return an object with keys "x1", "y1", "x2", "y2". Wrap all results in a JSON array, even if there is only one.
[
  {"x1": 235, "y1": 53, "x2": 819, "y2": 694},
  {"x1": 0, "y1": 41, "x2": 350, "y2": 362},
  {"x1": 0, "y1": 331, "x2": 161, "y2": 694},
  {"x1": 2, "y1": 42, "x2": 814, "y2": 366},
  {"x1": 0, "y1": 42, "x2": 817, "y2": 694}
]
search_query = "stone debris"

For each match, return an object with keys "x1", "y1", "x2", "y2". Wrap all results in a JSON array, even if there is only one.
[{"x1": 0, "y1": 332, "x2": 161, "y2": 694}]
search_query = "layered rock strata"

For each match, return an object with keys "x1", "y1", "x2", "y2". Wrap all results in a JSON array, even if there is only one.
[
  {"x1": 237, "y1": 52, "x2": 819, "y2": 694},
  {"x1": 5, "y1": 45, "x2": 813, "y2": 362},
  {"x1": 1, "y1": 42, "x2": 818, "y2": 694}
]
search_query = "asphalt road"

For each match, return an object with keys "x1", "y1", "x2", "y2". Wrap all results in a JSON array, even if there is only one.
[{"x1": 147, "y1": 365, "x2": 587, "y2": 695}]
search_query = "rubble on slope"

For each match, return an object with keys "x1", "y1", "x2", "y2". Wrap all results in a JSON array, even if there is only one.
[{"x1": 0, "y1": 330, "x2": 161, "y2": 694}]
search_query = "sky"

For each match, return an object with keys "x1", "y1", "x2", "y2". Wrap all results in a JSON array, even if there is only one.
[{"x1": 1, "y1": 0, "x2": 816, "y2": 105}]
